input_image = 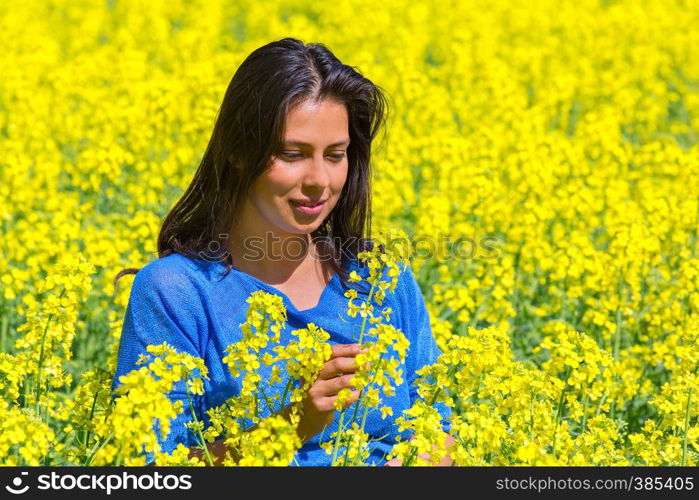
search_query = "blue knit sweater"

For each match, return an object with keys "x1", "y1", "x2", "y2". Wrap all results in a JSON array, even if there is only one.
[{"x1": 110, "y1": 251, "x2": 451, "y2": 466}]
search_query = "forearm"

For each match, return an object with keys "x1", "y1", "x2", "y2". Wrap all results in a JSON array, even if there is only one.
[
  {"x1": 188, "y1": 438, "x2": 232, "y2": 466},
  {"x1": 286, "y1": 400, "x2": 329, "y2": 445}
]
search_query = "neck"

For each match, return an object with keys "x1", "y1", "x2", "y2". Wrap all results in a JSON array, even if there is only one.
[{"x1": 227, "y1": 225, "x2": 321, "y2": 283}]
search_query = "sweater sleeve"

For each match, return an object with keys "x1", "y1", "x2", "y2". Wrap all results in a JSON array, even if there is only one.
[
  {"x1": 396, "y1": 262, "x2": 452, "y2": 433},
  {"x1": 110, "y1": 258, "x2": 207, "y2": 464}
]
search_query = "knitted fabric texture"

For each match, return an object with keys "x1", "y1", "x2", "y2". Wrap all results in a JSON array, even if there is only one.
[{"x1": 111, "y1": 252, "x2": 451, "y2": 465}]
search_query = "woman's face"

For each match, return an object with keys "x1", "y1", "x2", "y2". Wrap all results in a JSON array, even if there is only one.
[{"x1": 241, "y1": 98, "x2": 350, "y2": 239}]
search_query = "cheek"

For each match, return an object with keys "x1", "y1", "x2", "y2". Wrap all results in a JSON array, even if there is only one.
[
  {"x1": 333, "y1": 165, "x2": 349, "y2": 191},
  {"x1": 260, "y1": 166, "x2": 298, "y2": 196}
]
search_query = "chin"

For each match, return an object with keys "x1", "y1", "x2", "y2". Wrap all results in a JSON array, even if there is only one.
[
  {"x1": 279, "y1": 220, "x2": 319, "y2": 234},
  {"x1": 293, "y1": 224, "x2": 322, "y2": 234},
  {"x1": 285, "y1": 217, "x2": 326, "y2": 234}
]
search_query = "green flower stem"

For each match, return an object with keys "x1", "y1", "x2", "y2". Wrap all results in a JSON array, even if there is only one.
[
  {"x1": 280, "y1": 377, "x2": 294, "y2": 410},
  {"x1": 552, "y1": 367, "x2": 571, "y2": 456},
  {"x1": 342, "y1": 355, "x2": 388, "y2": 467},
  {"x1": 33, "y1": 323, "x2": 51, "y2": 412},
  {"x1": 253, "y1": 317, "x2": 270, "y2": 422},
  {"x1": 331, "y1": 272, "x2": 381, "y2": 464},
  {"x1": 330, "y1": 351, "x2": 384, "y2": 466},
  {"x1": 348, "y1": 355, "x2": 386, "y2": 427},
  {"x1": 357, "y1": 280, "x2": 378, "y2": 344},
  {"x1": 258, "y1": 386, "x2": 276, "y2": 415},
  {"x1": 344, "y1": 401, "x2": 373, "y2": 467},
  {"x1": 594, "y1": 392, "x2": 608, "y2": 416},
  {"x1": 613, "y1": 270, "x2": 625, "y2": 362},
  {"x1": 693, "y1": 195, "x2": 699, "y2": 259},
  {"x1": 472, "y1": 369, "x2": 485, "y2": 404},
  {"x1": 529, "y1": 391, "x2": 535, "y2": 441},
  {"x1": 334, "y1": 258, "x2": 404, "y2": 465},
  {"x1": 330, "y1": 409, "x2": 346, "y2": 465},
  {"x1": 83, "y1": 378, "x2": 104, "y2": 451},
  {"x1": 681, "y1": 387, "x2": 692, "y2": 466},
  {"x1": 83, "y1": 432, "x2": 114, "y2": 466},
  {"x1": 34, "y1": 289, "x2": 66, "y2": 418},
  {"x1": 186, "y1": 387, "x2": 214, "y2": 466},
  {"x1": 253, "y1": 389, "x2": 259, "y2": 422},
  {"x1": 1, "y1": 313, "x2": 8, "y2": 353},
  {"x1": 580, "y1": 394, "x2": 589, "y2": 435}
]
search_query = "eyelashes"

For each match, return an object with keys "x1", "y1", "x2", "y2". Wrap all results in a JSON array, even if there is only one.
[{"x1": 279, "y1": 153, "x2": 347, "y2": 162}]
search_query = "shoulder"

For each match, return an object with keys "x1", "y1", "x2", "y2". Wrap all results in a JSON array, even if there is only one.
[
  {"x1": 120, "y1": 253, "x2": 210, "y2": 363},
  {"x1": 392, "y1": 262, "x2": 424, "y2": 304},
  {"x1": 386, "y1": 261, "x2": 430, "y2": 335},
  {"x1": 130, "y1": 252, "x2": 208, "y2": 302}
]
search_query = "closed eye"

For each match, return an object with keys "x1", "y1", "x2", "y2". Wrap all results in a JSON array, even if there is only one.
[
  {"x1": 280, "y1": 152, "x2": 304, "y2": 159},
  {"x1": 280, "y1": 152, "x2": 347, "y2": 161}
]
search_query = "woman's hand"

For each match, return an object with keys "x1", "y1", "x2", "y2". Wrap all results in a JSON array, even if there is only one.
[
  {"x1": 383, "y1": 457, "x2": 403, "y2": 466},
  {"x1": 383, "y1": 433, "x2": 456, "y2": 466},
  {"x1": 296, "y1": 343, "x2": 364, "y2": 443},
  {"x1": 187, "y1": 343, "x2": 365, "y2": 465}
]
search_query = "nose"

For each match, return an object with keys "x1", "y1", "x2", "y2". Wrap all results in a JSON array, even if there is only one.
[{"x1": 302, "y1": 153, "x2": 331, "y2": 191}]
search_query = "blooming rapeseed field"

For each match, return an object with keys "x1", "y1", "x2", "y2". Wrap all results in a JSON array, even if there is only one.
[{"x1": 1, "y1": 0, "x2": 698, "y2": 465}]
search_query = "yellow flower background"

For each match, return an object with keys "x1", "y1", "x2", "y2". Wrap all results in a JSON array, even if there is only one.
[{"x1": 0, "y1": 0, "x2": 698, "y2": 465}]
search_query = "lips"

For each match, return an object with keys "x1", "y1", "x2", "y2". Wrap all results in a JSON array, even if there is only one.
[{"x1": 291, "y1": 199, "x2": 326, "y2": 207}]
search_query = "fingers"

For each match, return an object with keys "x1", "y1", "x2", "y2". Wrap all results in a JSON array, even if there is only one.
[
  {"x1": 314, "y1": 387, "x2": 361, "y2": 411},
  {"x1": 319, "y1": 344, "x2": 369, "y2": 380},
  {"x1": 329, "y1": 343, "x2": 363, "y2": 360},
  {"x1": 318, "y1": 356, "x2": 360, "y2": 380},
  {"x1": 342, "y1": 387, "x2": 361, "y2": 407},
  {"x1": 310, "y1": 373, "x2": 356, "y2": 398},
  {"x1": 383, "y1": 458, "x2": 403, "y2": 467}
]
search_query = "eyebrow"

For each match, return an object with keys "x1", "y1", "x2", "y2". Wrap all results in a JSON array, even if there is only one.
[{"x1": 283, "y1": 139, "x2": 351, "y2": 148}]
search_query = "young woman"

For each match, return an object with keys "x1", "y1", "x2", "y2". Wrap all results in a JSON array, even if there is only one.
[{"x1": 111, "y1": 37, "x2": 453, "y2": 466}]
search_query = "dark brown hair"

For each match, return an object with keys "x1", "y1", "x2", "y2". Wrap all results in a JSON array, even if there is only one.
[{"x1": 113, "y1": 37, "x2": 390, "y2": 293}]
